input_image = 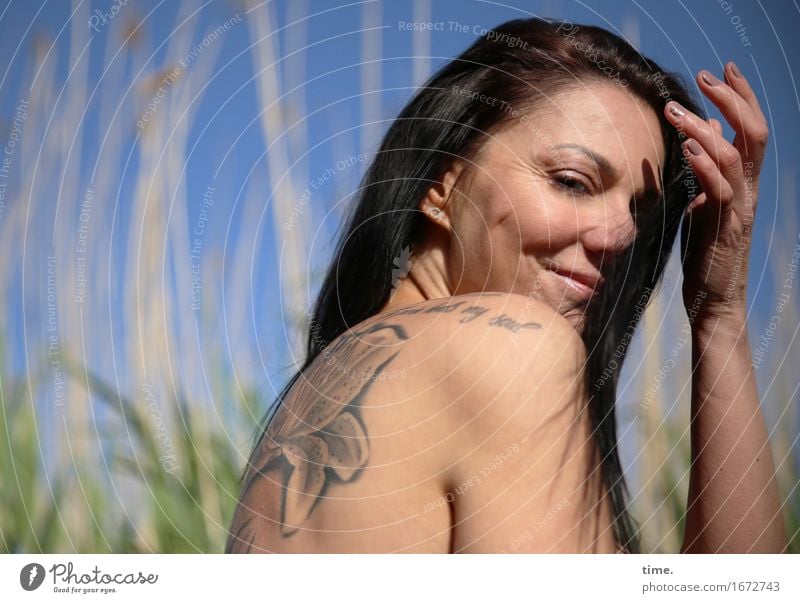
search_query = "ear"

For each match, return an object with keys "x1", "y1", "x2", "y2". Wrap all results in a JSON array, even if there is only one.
[{"x1": 419, "y1": 161, "x2": 466, "y2": 231}]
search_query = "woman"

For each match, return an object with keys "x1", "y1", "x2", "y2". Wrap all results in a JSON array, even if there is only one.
[{"x1": 226, "y1": 17, "x2": 786, "y2": 553}]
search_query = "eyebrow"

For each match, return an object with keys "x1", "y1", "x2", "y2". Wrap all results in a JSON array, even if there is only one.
[
  {"x1": 552, "y1": 143, "x2": 662, "y2": 199},
  {"x1": 552, "y1": 143, "x2": 618, "y2": 180}
]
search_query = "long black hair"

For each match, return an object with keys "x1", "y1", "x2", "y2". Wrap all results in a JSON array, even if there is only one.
[{"x1": 242, "y1": 17, "x2": 704, "y2": 553}]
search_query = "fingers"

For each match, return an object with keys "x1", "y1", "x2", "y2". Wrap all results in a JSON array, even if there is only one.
[
  {"x1": 665, "y1": 100, "x2": 744, "y2": 193},
  {"x1": 682, "y1": 136, "x2": 732, "y2": 203},
  {"x1": 663, "y1": 62, "x2": 768, "y2": 223},
  {"x1": 723, "y1": 61, "x2": 767, "y2": 123},
  {"x1": 685, "y1": 191, "x2": 707, "y2": 216},
  {"x1": 697, "y1": 64, "x2": 769, "y2": 165},
  {"x1": 681, "y1": 137, "x2": 735, "y2": 224}
]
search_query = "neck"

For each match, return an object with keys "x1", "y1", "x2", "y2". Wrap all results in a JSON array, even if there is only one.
[{"x1": 378, "y1": 243, "x2": 452, "y2": 313}]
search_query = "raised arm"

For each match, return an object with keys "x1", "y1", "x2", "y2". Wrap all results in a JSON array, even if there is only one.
[
  {"x1": 682, "y1": 314, "x2": 786, "y2": 552},
  {"x1": 664, "y1": 61, "x2": 786, "y2": 552}
]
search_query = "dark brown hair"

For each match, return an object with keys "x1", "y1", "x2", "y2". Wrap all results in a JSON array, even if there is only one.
[{"x1": 244, "y1": 17, "x2": 704, "y2": 553}]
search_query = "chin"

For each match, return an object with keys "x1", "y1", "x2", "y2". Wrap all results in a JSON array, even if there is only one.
[{"x1": 561, "y1": 309, "x2": 587, "y2": 334}]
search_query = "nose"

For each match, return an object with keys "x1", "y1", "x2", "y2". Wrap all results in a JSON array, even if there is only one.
[{"x1": 579, "y1": 202, "x2": 637, "y2": 257}]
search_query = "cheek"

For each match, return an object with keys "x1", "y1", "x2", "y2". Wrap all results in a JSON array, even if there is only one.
[
  {"x1": 498, "y1": 184, "x2": 581, "y2": 253},
  {"x1": 465, "y1": 191, "x2": 533, "y2": 269},
  {"x1": 447, "y1": 176, "x2": 584, "y2": 291},
  {"x1": 446, "y1": 195, "x2": 492, "y2": 290}
]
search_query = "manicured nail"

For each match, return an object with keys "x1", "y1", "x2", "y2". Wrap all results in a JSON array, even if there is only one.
[
  {"x1": 668, "y1": 101, "x2": 686, "y2": 118},
  {"x1": 701, "y1": 70, "x2": 721, "y2": 86},
  {"x1": 686, "y1": 139, "x2": 703, "y2": 156},
  {"x1": 728, "y1": 61, "x2": 742, "y2": 78}
]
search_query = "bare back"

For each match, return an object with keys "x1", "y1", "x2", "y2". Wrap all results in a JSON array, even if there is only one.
[{"x1": 226, "y1": 292, "x2": 617, "y2": 553}]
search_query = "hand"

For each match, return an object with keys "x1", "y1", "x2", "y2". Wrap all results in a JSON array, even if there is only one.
[{"x1": 664, "y1": 61, "x2": 769, "y2": 325}]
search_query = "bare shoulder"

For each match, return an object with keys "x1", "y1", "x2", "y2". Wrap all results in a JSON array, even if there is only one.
[
  {"x1": 382, "y1": 292, "x2": 611, "y2": 553},
  {"x1": 380, "y1": 290, "x2": 585, "y2": 364},
  {"x1": 381, "y1": 291, "x2": 588, "y2": 436},
  {"x1": 224, "y1": 292, "x2": 604, "y2": 553}
]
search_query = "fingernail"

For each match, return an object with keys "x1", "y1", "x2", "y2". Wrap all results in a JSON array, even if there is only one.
[
  {"x1": 668, "y1": 101, "x2": 686, "y2": 118},
  {"x1": 686, "y1": 139, "x2": 703, "y2": 156},
  {"x1": 729, "y1": 61, "x2": 742, "y2": 78},
  {"x1": 701, "y1": 70, "x2": 721, "y2": 86}
]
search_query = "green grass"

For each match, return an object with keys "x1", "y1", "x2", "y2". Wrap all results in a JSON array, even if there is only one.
[{"x1": 1, "y1": 354, "x2": 262, "y2": 553}]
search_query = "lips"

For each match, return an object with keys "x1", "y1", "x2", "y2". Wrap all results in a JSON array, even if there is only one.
[{"x1": 548, "y1": 266, "x2": 604, "y2": 298}]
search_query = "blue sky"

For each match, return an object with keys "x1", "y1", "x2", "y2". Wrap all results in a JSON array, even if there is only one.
[
  {"x1": 1, "y1": 1, "x2": 798, "y2": 483},
  {"x1": 2, "y1": 0, "x2": 797, "y2": 326}
]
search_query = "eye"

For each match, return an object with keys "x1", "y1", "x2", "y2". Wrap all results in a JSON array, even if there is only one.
[{"x1": 552, "y1": 173, "x2": 592, "y2": 197}]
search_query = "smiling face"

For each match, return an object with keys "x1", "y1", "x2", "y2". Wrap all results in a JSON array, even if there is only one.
[{"x1": 429, "y1": 82, "x2": 666, "y2": 330}]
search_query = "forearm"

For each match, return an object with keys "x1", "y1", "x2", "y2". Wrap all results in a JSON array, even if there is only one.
[{"x1": 680, "y1": 316, "x2": 786, "y2": 553}]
